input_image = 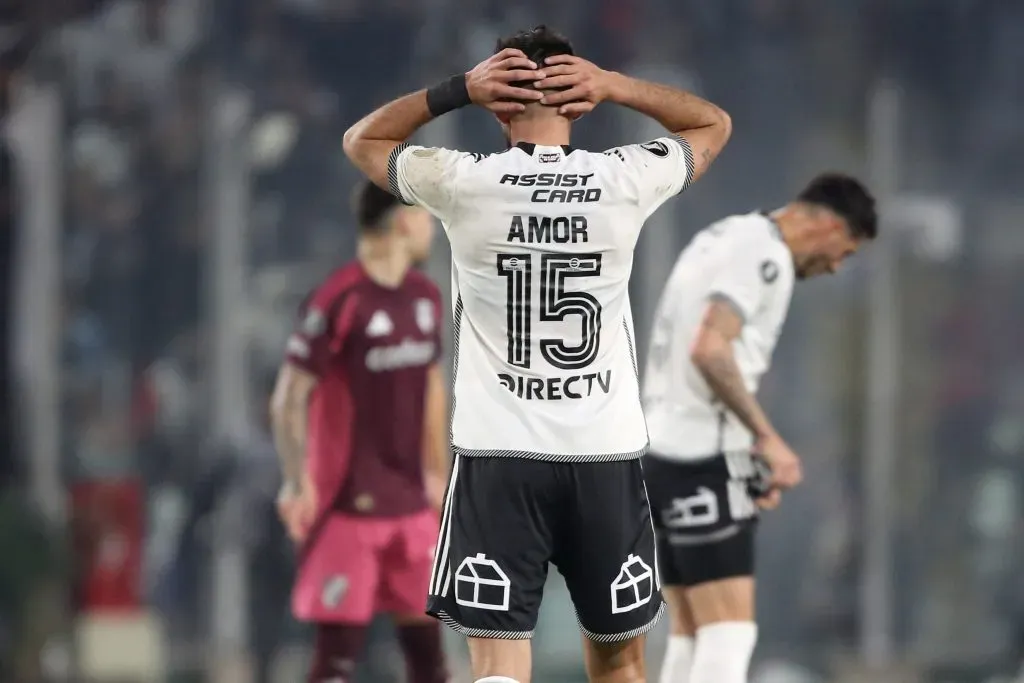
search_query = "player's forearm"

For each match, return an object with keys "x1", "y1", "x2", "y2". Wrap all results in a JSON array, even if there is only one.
[
  {"x1": 270, "y1": 365, "x2": 317, "y2": 490},
  {"x1": 342, "y1": 90, "x2": 433, "y2": 187},
  {"x1": 606, "y1": 73, "x2": 729, "y2": 139},
  {"x1": 692, "y1": 345, "x2": 776, "y2": 439},
  {"x1": 422, "y1": 366, "x2": 450, "y2": 476},
  {"x1": 270, "y1": 404, "x2": 308, "y2": 490}
]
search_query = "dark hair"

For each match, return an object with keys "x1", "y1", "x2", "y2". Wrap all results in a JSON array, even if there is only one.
[
  {"x1": 797, "y1": 173, "x2": 878, "y2": 240},
  {"x1": 352, "y1": 180, "x2": 401, "y2": 232},
  {"x1": 495, "y1": 25, "x2": 574, "y2": 91}
]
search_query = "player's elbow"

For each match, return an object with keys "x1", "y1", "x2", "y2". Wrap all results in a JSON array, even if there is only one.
[
  {"x1": 689, "y1": 332, "x2": 730, "y2": 370},
  {"x1": 699, "y1": 106, "x2": 732, "y2": 158},
  {"x1": 342, "y1": 124, "x2": 365, "y2": 167},
  {"x1": 713, "y1": 107, "x2": 733, "y2": 148}
]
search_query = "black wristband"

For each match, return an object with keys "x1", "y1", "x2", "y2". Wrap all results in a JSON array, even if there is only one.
[{"x1": 426, "y1": 74, "x2": 472, "y2": 118}]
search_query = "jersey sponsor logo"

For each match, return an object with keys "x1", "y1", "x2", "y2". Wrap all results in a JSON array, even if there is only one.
[
  {"x1": 365, "y1": 338, "x2": 435, "y2": 372},
  {"x1": 663, "y1": 488, "x2": 719, "y2": 529},
  {"x1": 414, "y1": 298, "x2": 435, "y2": 333},
  {"x1": 302, "y1": 308, "x2": 327, "y2": 336},
  {"x1": 640, "y1": 140, "x2": 670, "y2": 158},
  {"x1": 497, "y1": 369, "x2": 612, "y2": 401},
  {"x1": 499, "y1": 172, "x2": 595, "y2": 188},
  {"x1": 760, "y1": 259, "x2": 779, "y2": 283},
  {"x1": 454, "y1": 553, "x2": 511, "y2": 611},
  {"x1": 538, "y1": 152, "x2": 561, "y2": 163},
  {"x1": 365, "y1": 310, "x2": 394, "y2": 337},
  {"x1": 531, "y1": 188, "x2": 601, "y2": 203},
  {"x1": 498, "y1": 172, "x2": 602, "y2": 204},
  {"x1": 610, "y1": 554, "x2": 654, "y2": 614},
  {"x1": 506, "y1": 215, "x2": 589, "y2": 244},
  {"x1": 321, "y1": 575, "x2": 349, "y2": 608}
]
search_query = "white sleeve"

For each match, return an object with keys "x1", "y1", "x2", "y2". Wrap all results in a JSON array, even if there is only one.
[
  {"x1": 707, "y1": 239, "x2": 781, "y2": 322},
  {"x1": 605, "y1": 135, "x2": 696, "y2": 217},
  {"x1": 387, "y1": 144, "x2": 477, "y2": 221}
]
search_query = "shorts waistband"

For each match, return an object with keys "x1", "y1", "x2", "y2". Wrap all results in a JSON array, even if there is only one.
[
  {"x1": 646, "y1": 450, "x2": 753, "y2": 477},
  {"x1": 453, "y1": 444, "x2": 647, "y2": 463}
]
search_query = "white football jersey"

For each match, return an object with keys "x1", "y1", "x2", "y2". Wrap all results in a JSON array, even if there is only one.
[
  {"x1": 390, "y1": 137, "x2": 695, "y2": 462},
  {"x1": 642, "y1": 212, "x2": 795, "y2": 460}
]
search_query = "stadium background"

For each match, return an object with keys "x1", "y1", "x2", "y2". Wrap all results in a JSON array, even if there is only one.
[{"x1": 2, "y1": 0, "x2": 1024, "y2": 681}]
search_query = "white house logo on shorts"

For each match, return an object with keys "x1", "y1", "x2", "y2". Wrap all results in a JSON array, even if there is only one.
[
  {"x1": 663, "y1": 487, "x2": 720, "y2": 529},
  {"x1": 414, "y1": 298, "x2": 435, "y2": 333},
  {"x1": 454, "y1": 553, "x2": 511, "y2": 611},
  {"x1": 610, "y1": 554, "x2": 654, "y2": 614},
  {"x1": 322, "y1": 575, "x2": 349, "y2": 608}
]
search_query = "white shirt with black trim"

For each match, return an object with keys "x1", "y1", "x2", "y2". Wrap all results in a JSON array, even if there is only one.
[
  {"x1": 642, "y1": 212, "x2": 795, "y2": 460},
  {"x1": 389, "y1": 136, "x2": 695, "y2": 462}
]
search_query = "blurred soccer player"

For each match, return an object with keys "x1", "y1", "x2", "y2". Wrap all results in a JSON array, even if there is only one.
[
  {"x1": 641, "y1": 174, "x2": 877, "y2": 683},
  {"x1": 343, "y1": 24, "x2": 730, "y2": 683},
  {"x1": 270, "y1": 181, "x2": 449, "y2": 683}
]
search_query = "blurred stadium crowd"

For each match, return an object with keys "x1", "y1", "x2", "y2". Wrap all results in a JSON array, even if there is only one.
[{"x1": 2, "y1": 0, "x2": 1024, "y2": 681}]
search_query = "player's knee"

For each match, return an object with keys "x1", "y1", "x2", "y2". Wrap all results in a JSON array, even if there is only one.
[
  {"x1": 396, "y1": 623, "x2": 448, "y2": 683},
  {"x1": 689, "y1": 621, "x2": 757, "y2": 683},
  {"x1": 583, "y1": 635, "x2": 646, "y2": 682},
  {"x1": 662, "y1": 586, "x2": 696, "y2": 636},
  {"x1": 309, "y1": 624, "x2": 367, "y2": 683},
  {"x1": 686, "y1": 576, "x2": 755, "y2": 625}
]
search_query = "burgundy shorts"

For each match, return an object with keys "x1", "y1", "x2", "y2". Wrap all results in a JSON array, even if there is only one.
[{"x1": 292, "y1": 509, "x2": 439, "y2": 624}]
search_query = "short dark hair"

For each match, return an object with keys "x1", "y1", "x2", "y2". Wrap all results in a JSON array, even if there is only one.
[
  {"x1": 495, "y1": 25, "x2": 573, "y2": 91},
  {"x1": 352, "y1": 180, "x2": 401, "y2": 232},
  {"x1": 797, "y1": 173, "x2": 878, "y2": 240}
]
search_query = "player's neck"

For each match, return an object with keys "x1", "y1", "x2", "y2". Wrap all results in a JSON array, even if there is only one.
[
  {"x1": 357, "y1": 239, "x2": 411, "y2": 289},
  {"x1": 508, "y1": 118, "x2": 571, "y2": 147},
  {"x1": 770, "y1": 207, "x2": 804, "y2": 258}
]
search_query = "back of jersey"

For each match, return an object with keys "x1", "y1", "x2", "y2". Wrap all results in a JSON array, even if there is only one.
[{"x1": 389, "y1": 137, "x2": 695, "y2": 462}]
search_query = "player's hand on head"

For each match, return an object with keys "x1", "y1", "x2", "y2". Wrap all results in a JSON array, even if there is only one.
[
  {"x1": 466, "y1": 48, "x2": 545, "y2": 114},
  {"x1": 754, "y1": 433, "x2": 803, "y2": 490},
  {"x1": 534, "y1": 54, "x2": 614, "y2": 117}
]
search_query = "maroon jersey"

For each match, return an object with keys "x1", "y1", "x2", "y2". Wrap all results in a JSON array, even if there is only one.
[{"x1": 286, "y1": 261, "x2": 443, "y2": 517}]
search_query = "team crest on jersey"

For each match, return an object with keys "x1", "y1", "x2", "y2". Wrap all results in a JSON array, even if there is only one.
[
  {"x1": 414, "y1": 299, "x2": 435, "y2": 333},
  {"x1": 760, "y1": 260, "x2": 779, "y2": 283},
  {"x1": 640, "y1": 140, "x2": 670, "y2": 158},
  {"x1": 302, "y1": 308, "x2": 327, "y2": 336}
]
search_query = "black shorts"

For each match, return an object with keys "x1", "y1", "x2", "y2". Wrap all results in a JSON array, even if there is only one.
[
  {"x1": 644, "y1": 452, "x2": 760, "y2": 587},
  {"x1": 426, "y1": 455, "x2": 664, "y2": 642}
]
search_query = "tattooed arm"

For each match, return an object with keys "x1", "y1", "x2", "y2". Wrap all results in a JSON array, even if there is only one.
[
  {"x1": 690, "y1": 295, "x2": 803, "y2": 488},
  {"x1": 270, "y1": 363, "x2": 318, "y2": 494},
  {"x1": 689, "y1": 295, "x2": 775, "y2": 439},
  {"x1": 607, "y1": 73, "x2": 731, "y2": 183}
]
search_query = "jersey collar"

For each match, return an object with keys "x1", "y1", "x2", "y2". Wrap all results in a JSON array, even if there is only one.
[
  {"x1": 514, "y1": 142, "x2": 575, "y2": 156},
  {"x1": 759, "y1": 210, "x2": 784, "y2": 241}
]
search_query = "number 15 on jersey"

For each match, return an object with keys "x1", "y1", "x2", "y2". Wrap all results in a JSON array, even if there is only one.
[{"x1": 496, "y1": 253, "x2": 603, "y2": 372}]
